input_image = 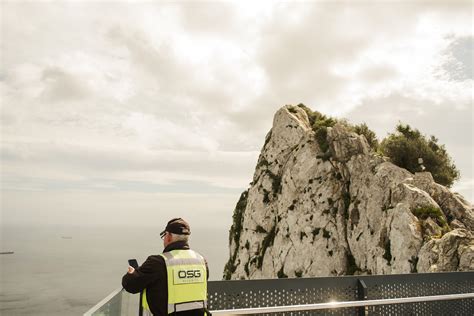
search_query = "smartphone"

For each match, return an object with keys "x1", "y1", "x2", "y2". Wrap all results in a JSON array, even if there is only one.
[{"x1": 128, "y1": 259, "x2": 139, "y2": 269}]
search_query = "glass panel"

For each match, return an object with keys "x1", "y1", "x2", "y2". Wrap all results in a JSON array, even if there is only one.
[
  {"x1": 121, "y1": 291, "x2": 140, "y2": 316},
  {"x1": 84, "y1": 289, "x2": 140, "y2": 316}
]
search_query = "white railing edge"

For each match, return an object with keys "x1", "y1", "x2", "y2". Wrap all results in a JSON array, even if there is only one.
[{"x1": 84, "y1": 287, "x2": 124, "y2": 316}]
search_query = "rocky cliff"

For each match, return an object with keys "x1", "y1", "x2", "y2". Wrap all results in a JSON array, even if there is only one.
[{"x1": 224, "y1": 105, "x2": 474, "y2": 280}]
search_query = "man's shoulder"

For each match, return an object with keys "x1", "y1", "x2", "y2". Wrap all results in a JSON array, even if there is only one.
[
  {"x1": 137, "y1": 254, "x2": 167, "y2": 274},
  {"x1": 146, "y1": 254, "x2": 166, "y2": 261},
  {"x1": 143, "y1": 254, "x2": 166, "y2": 266}
]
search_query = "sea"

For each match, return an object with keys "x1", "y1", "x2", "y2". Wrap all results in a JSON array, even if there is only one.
[{"x1": 0, "y1": 225, "x2": 229, "y2": 315}]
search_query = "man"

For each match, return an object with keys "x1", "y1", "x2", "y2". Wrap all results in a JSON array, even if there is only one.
[{"x1": 122, "y1": 218, "x2": 209, "y2": 316}]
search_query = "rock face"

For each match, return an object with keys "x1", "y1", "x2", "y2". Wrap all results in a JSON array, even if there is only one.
[{"x1": 224, "y1": 105, "x2": 474, "y2": 280}]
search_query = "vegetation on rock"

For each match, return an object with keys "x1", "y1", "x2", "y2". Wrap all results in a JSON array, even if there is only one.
[
  {"x1": 346, "y1": 253, "x2": 360, "y2": 275},
  {"x1": 292, "y1": 105, "x2": 459, "y2": 188},
  {"x1": 383, "y1": 238, "x2": 392, "y2": 264},
  {"x1": 224, "y1": 190, "x2": 248, "y2": 280},
  {"x1": 380, "y1": 124, "x2": 460, "y2": 187},
  {"x1": 412, "y1": 205, "x2": 447, "y2": 225},
  {"x1": 256, "y1": 224, "x2": 277, "y2": 269},
  {"x1": 277, "y1": 265, "x2": 288, "y2": 278},
  {"x1": 353, "y1": 123, "x2": 379, "y2": 151},
  {"x1": 411, "y1": 204, "x2": 451, "y2": 237},
  {"x1": 293, "y1": 104, "x2": 337, "y2": 161}
]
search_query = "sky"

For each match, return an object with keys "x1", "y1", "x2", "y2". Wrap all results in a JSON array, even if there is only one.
[{"x1": 1, "y1": 0, "x2": 472, "y2": 231}]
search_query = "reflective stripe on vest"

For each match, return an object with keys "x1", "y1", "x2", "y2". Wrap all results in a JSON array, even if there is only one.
[
  {"x1": 142, "y1": 288, "x2": 151, "y2": 315},
  {"x1": 141, "y1": 249, "x2": 207, "y2": 315}
]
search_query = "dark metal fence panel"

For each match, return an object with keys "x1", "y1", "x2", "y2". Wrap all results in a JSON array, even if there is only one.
[
  {"x1": 359, "y1": 272, "x2": 474, "y2": 315},
  {"x1": 360, "y1": 272, "x2": 474, "y2": 298},
  {"x1": 208, "y1": 275, "x2": 360, "y2": 315},
  {"x1": 367, "y1": 298, "x2": 474, "y2": 316},
  {"x1": 207, "y1": 272, "x2": 474, "y2": 315}
]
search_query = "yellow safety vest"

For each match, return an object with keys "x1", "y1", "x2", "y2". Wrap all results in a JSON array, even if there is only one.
[{"x1": 142, "y1": 249, "x2": 207, "y2": 315}]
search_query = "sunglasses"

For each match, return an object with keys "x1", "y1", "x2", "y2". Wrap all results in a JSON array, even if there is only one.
[{"x1": 160, "y1": 231, "x2": 167, "y2": 239}]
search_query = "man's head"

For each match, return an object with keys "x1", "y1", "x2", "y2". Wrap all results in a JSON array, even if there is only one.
[{"x1": 160, "y1": 218, "x2": 191, "y2": 248}]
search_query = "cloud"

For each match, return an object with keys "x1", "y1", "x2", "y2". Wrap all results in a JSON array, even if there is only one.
[
  {"x1": 359, "y1": 64, "x2": 399, "y2": 83},
  {"x1": 175, "y1": 1, "x2": 238, "y2": 35},
  {"x1": 254, "y1": 2, "x2": 432, "y2": 108},
  {"x1": 453, "y1": 178, "x2": 474, "y2": 203},
  {"x1": 439, "y1": 36, "x2": 473, "y2": 81},
  {"x1": 101, "y1": 14, "x2": 272, "y2": 152},
  {"x1": 257, "y1": 6, "x2": 357, "y2": 106},
  {"x1": 0, "y1": 139, "x2": 258, "y2": 189},
  {"x1": 106, "y1": 25, "x2": 186, "y2": 89},
  {"x1": 40, "y1": 67, "x2": 90, "y2": 102}
]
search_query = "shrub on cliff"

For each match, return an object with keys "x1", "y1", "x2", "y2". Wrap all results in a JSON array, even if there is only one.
[
  {"x1": 295, "y1": 104, "x2": 336, "y2": 160},
  {"x1": 224, "y1": 190, "x2": 249, "y2": 280},
  {"x1": 353, "y1": 123, "x2": 379, "y2": 151},
  {"x1": 380, "y1": 123, "x2": 460, "y2": 187}
]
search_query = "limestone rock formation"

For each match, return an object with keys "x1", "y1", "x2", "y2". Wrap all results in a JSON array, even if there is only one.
[{"x1": 224, "y1": 105, "x2": 474, "y2": 280}]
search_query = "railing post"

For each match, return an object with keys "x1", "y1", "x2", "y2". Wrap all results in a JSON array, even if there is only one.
[{"x1": 357, "y1": 279, "x2": 368, "y2": 316}]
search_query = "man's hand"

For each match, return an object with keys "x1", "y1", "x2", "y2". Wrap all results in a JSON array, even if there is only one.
[{"x1": 127, "y1": 266, "x2": 135, "y2": 274}]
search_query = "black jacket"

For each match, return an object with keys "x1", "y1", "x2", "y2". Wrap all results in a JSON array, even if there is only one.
[{"x1": 122, "y1": 241, "x2": 209, "y2": 316}]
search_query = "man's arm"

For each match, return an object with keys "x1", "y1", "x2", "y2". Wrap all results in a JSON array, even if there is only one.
[{"x1": 122, "y1": 256, "x2": 163, "y2": 293}]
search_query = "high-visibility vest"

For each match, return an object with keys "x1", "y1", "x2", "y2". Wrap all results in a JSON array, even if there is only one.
[{"x1": 142, "y1": 249, "x2": 207, "y2": 315}]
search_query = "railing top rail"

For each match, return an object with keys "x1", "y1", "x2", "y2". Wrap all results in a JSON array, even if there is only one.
[{"x1": 210, "y1": 292, "x2": 474, "y2": 315}]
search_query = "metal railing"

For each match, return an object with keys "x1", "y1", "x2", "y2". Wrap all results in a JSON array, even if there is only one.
[
  {"x1": 210, "y1": 293, "x2": 474, "y2": 314},
  {"x1": 84, "y1": 272, "x2": 474, "y2": 315}
]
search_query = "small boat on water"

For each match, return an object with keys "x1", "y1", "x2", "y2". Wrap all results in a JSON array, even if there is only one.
[
  {"x1": 0, "y1": 251, "x2": 14, "y2": 255},
  {"x1": 61, "y1": 236, "x2": 73, "y2": 239}
]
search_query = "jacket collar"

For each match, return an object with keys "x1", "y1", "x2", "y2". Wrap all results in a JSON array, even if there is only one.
[{"x1": 163, "y1": 240, "x2": 190, "y2": 253}]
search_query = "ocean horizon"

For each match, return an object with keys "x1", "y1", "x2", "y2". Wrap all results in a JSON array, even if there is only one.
[{"x1": 0, "y1": 224, "x2": 229, "y2": 315}]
